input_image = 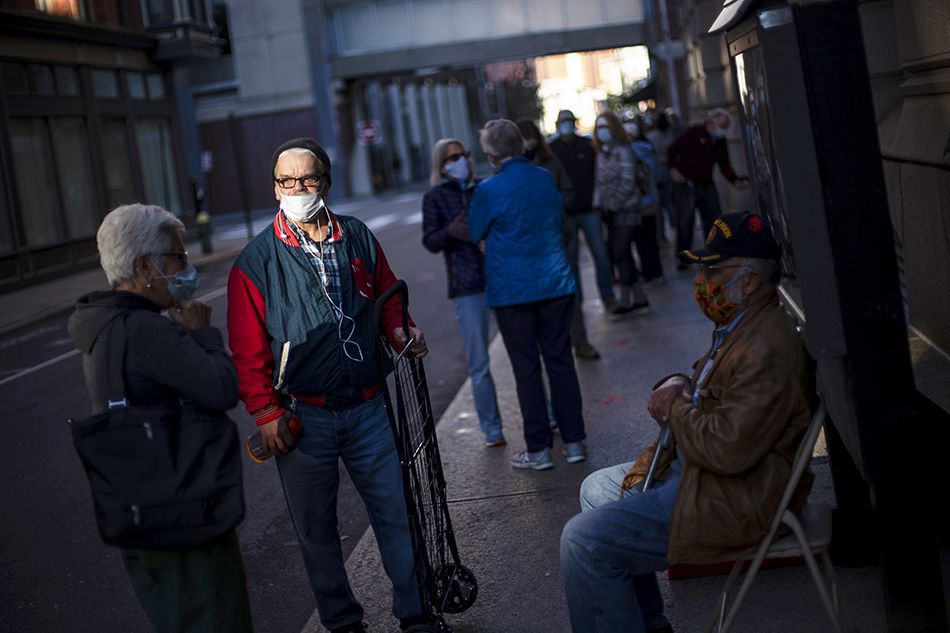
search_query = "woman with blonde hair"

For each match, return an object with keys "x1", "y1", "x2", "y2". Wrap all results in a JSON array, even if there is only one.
[{"x1": 421, "y1": 138, "x2": 505, "y2": 447}]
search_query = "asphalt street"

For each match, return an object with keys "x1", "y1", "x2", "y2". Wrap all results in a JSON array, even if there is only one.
[{"x1": 0, "y1": 191, "x2": 479, "y2": 633}]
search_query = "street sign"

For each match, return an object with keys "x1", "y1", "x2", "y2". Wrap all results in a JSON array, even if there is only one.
[{"x1": 356, "y1": 120, "x2": 382, "y2": 146}]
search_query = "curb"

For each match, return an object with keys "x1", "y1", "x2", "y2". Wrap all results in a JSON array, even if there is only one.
[{"x1": 0, "y1": 241, "x2": 247, "y2": 339}]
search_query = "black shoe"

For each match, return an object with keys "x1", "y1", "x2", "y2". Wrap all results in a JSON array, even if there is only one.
[
  {"x1": 611, "y1": 301, "x2": 651, "y2": 317},
  {"x1": 330, "y1": 623, "x2": 367, "y2": 633},
  {"x1": 400, "y1": 614, "x2": 436, "y2": 631}
]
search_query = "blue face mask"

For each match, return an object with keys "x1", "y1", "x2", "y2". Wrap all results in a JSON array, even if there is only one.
[
  {"x1": 151, "y1": 260, "x2": 200, "y2": 304},
  {"x1": 558, "y1": 122, "x2": 576, "y2": 137},
  {"x1": 711, "y1": 127, "x2": 727, "y2": 139},
  {"x1": 596, "y1": 128, "x2": 612, "y2": 144}
]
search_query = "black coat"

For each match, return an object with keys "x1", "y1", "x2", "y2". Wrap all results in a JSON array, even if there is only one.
[
  {"x1": 68, "y1": 291, "x2": 239, "y2": 414},
  {"x1": 550, "y1": 134, "x2": 596, "y2": 216}
]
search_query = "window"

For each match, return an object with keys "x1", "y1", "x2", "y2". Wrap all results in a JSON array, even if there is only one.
[
  {"x1": 1, "y1": 63, "x2": 28, "y2": 94},
  {"x1": 146, "y1": 73, "x2": 165, "y2": 100},
  {"x1": 126, "y1": 72, "x2": 146, "y2": 99},
  {"x1": 26, "y1": 64, "x2": 55, "y2": 95},
  {"x1": 53, "y1": 66, "x2": 78, "y2": 95},
  {"x1": 50, "y1": 117, "x2": 99, "y2": 238},
  {"x1": 91, "y1": 68, "x2": 119, "y2": 98},
  {"x1": 145, "y1": 0, "x2": 174, "y2": 25},
  {"x1": 100, "y1": 119, "x2": 136, "y2": 208},
  {"x1": 136, "y1": 119, "x2": 182, "y2": 214},
  {"x1": 34, "y1": 0, "x2": 87, "y2": 20},
  {"x1": 9, "y1": 118, "x2": 64, "y2": 247}
]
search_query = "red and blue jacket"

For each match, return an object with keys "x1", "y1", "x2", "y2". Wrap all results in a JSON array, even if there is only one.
[{"x1": 227, "y1": 209, "x2": 408, "y2": 425}]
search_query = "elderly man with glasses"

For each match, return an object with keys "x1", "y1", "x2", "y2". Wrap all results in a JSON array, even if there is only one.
[
  {"x1": 560, "y1": 212, "x2": 814, "y2": 633},
  {"x1": 227, "y1": 138, "x2": 434, "y2": 633}
]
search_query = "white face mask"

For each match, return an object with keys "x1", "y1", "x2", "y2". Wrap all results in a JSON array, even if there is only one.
[
  {"x1": 444, "y1": 158, "x2": 470, "y2": 181},
  {"x1": 281, "y1": 192, "x2": 326, "y2": 223}
]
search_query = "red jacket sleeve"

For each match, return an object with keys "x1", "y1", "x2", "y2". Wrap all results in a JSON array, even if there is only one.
[
  {"x1": 227, "y1": 265, "x2": 285, "y2": 426},
  {"x1": 372, "y1": 237, "x2": 415, "y2": 350}
]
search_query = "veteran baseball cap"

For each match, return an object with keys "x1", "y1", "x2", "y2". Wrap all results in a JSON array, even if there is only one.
[{"x1": 680, "y1": 211, "x2": 780, "y2": 263}]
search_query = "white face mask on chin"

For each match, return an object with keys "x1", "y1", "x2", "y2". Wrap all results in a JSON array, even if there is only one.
[{"x1": 281, "y1": 192, "x2": 326, "y2": 223}]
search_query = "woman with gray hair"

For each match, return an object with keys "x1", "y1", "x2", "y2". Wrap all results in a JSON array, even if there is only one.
[
  {"x1": 469, "y1": 119, "x2": 589, "y2": 470},
  {"x1": 422, "y1": 138, "x2": 505, "y2": 447},
  {"x1": 68, "y1": 204, "x2": 252, "y2": 632}
]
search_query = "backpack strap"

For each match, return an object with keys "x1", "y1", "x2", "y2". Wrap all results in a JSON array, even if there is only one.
[{"x1": 85, "y1": 314, "x2": 130, "y2": 414}]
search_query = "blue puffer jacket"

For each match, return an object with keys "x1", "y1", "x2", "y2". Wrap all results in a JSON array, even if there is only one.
[
  {"x1": 422, "y1": 179, "x2": 485, "y2": 299},
  {"x1": 468, "y1": 157, "x2": 576, "y2": 308}
]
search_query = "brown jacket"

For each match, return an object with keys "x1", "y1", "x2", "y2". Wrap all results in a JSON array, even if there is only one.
[{"x1": 633, "y1": 297, "x2": 814, "y2": 564}]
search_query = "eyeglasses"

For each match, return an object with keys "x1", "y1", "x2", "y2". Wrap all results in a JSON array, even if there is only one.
[
  {"x1": 443, "y1": 151, "x2": 470, "y2": 165},
  {"x1": 161, "y1": 251, "x2": 189, "y2": 264},
  {"x1": 274, "y1": 174, "x2": 323, "y2": 189},
  {"x1": 698, "y1": 263, "x2": 745, "y2": 273}
]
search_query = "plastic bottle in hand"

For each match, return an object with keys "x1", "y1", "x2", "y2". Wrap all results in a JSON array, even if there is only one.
[{"x1": 245, "y1": 416, "x2": 303, "y2": 462}]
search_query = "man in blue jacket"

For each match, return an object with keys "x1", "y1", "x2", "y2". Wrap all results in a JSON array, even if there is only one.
[{"x1": 468, "y1": 119, "x2": 589, "y2": 470}]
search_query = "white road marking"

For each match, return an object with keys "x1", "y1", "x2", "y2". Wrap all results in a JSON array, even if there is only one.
[
  {"x1": 402, "y1": 212, "x2": 422, "y2": 225},
  {"x1": 364, "y1": 213, "x2": 401, "y2": 231},
  {"x1": 0, "y1": 285, "x2": 230, "y2": 388}
]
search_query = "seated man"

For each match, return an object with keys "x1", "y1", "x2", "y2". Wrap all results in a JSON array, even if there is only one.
[{"x1": 560, "y1": 212, "x2": 814, "y2": 633}]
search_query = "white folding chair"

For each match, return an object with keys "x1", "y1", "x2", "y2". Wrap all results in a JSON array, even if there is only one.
[{"x1": 703, "y1": 399, "x2": 852, "y2": 633}]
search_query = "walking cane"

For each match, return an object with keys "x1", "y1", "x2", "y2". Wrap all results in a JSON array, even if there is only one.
[{"x1": 642, "y1": 427, "x2": 674, "y2": 491}]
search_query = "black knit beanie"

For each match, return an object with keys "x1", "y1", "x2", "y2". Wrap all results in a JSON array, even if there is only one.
[{"x1": 271, "y1": 137, "x2": 332, "y2": 189}]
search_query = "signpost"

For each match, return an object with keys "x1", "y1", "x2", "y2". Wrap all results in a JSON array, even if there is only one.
[{"x1": 356, "y1": 120, "x2": 382, "y2": 146}]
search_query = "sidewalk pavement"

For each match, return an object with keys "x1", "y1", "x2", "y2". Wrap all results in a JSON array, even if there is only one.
[{"x1": 317, "y1": 254, "x2": 886, "y2": 633}]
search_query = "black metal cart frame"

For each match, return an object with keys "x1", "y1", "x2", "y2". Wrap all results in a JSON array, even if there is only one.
[{"x1": 373, "y1": 280, "x2": 477, "y2": 632}]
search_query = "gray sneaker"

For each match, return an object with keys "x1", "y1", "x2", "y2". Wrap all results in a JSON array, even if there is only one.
[
  {"x1": 561, "y1": 441, "x2": 588, "y2": 464},
  {"x1": 511, "y1": 448, "x2": 554, "y2": 470}
]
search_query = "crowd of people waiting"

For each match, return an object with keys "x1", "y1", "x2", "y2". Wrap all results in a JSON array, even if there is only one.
[{"x1": 68, "y1": 103, "x2": 817, "y2": 633}]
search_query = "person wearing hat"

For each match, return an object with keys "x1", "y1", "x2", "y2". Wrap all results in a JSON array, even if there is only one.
[
  {"x1": 227, "y1": 138, "x2": 433, "y2": 632},
  {"x1": 560, "y1": 212, "x2": 814, "y2": 633},
  {"x1": 550, "y1": 109, "x2": 618, "y2": 315}
]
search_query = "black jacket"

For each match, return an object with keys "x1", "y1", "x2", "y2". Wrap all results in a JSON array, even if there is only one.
[
  {"x1": 550, "y1": 134, "x2": 596, "y2": 216},
  {"x1": 422, "y1": 180, "x2": 486, "y2": 299},
  {"x1": 68, "y1": 291, "x2": 239, "y2": 414}
]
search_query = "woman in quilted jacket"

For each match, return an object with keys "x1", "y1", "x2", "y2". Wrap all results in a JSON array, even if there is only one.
[{"x1": 421, "y1": 138, "x2": 505, "y2": 447}]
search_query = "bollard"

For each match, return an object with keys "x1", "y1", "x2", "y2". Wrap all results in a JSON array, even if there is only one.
[{"x1": 195, "y1": 211, "x2": 213, "y2": 254}]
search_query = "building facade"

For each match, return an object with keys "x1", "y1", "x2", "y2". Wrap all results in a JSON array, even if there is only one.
[{"x1": 0, "y1": 0, "x2": 221, "y2": 290}]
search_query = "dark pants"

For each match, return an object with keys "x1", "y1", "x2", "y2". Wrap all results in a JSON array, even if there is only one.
[
  {"x1": 121, "y1": 531, "x2": 253, "y2": 633},
  {"x1": 494, "y1": 295, "x2": 586, "y2": 452},
  {"x1": 633, "y1": 216, "x2": 663, "y2": 280},
  {"x1": 673, "y1": 181, "x2": 722, "y2": 252},
  {"x1": 608, "y1": 224, "x2": 640, "y2": 285}
]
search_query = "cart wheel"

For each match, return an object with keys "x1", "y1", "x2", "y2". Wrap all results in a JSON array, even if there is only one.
[{"x1": 437, "y1": 564, "x2": 478, "y2": 614}]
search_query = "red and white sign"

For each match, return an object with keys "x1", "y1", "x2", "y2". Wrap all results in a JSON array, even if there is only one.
[{"x1": 356, "y1": 120, "x2": 382, "y2": 146}]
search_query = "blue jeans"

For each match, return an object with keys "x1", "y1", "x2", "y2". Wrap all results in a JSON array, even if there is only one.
[
  {"x1": 276, "y1": 395, "x2": 421, "y2": 630},
  {"x1": 565, "y1": 212, "x2": 615, "y2": 302},
  {"x1": 561, "y1": 461, "x2": 679, "y2": 632},
  {"x1": 451, "y1": 293, "x2": 503, "y2": 440}
]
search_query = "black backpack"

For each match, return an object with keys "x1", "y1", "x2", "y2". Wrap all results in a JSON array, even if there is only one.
[{"x1": 68, "y1": 317, "x2": 244, "y2": 550}]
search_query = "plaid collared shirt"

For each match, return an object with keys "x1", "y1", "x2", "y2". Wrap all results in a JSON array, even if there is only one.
[{"x1": 285, "y1": 212, "x2": 343, "y2": 308}]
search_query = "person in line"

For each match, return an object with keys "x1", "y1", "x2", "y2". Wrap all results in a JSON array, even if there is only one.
[
  {"x1": 468, "y1": 119, "x2": 588, "y2": 470},
  {"x1": 550, "y1": 109, "x2": 618, "y2": 313},
  {"x1": 560, "y1": 212, "x2": 812, "y2": 633},
  {"x1": 227, "y1": 138, "x2": 433, "y2": 633},
  {"x1": 667, "y1": 108, "x2": 750, "y2": 268},
  {"x1": 624, "y1": 117, "x2": 664, "y2": 285},
  {"x1": 422, "y1": 138, "x2": 506, "y2": 447},
  {"x1": 69, "y1": 203, "x2": 253, "y2": 632},
  {"x1": 517, "y1": 118, "x2": 600, "y2": 361},
  {"x1": 644, "y1": 112, "x2": 675, "y2": 242},
  {"x1": 593, "y1": 110, "x2": 650, "y2": 316}
]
